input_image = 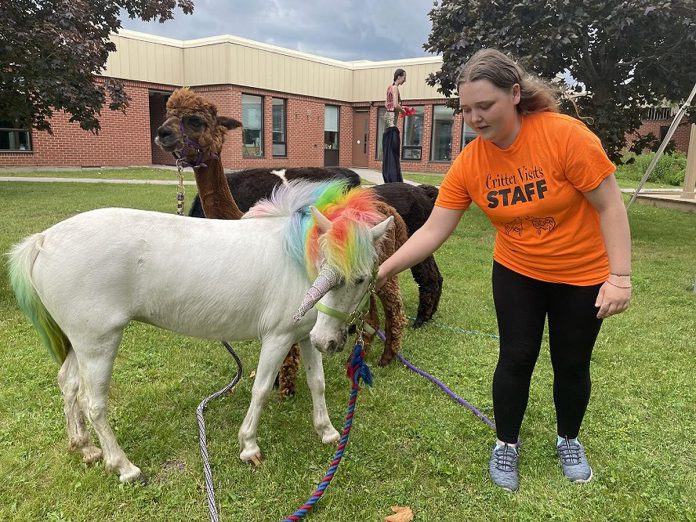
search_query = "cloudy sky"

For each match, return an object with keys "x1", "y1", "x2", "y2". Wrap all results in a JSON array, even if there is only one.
[{"x1": 121, "y1": 0, "x2": 440, "y2": 62}]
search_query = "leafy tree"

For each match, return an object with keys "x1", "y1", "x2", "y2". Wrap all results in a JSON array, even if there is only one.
[
  {"x1": 0, "y1": 0, "x2": 194, "y2": 133},
  {"x1": 425, "y1": 0, "x2": 696, "y2": 162}
]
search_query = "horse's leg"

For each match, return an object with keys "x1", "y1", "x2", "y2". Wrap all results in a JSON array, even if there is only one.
[
  {"x1": 298, "y1": 338, "x2": 339, "y2": 444},
  {"x1": 238, "y1": 336, "x2": 292, "y2": 464},
  {"x1": 74, "y1": 333, "x2": 144, "y2": 483},
  {"x1": 409, "y1": 255, "x2": 443, "y2": 327},
  {"x1": 376, "y1": 276, "x2": 407, "y2": 367},
  {"x1": 57, "y1": 349, "x2": 102, "y2": 464}
]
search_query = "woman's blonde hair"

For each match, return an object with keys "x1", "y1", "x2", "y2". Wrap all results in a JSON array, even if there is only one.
[{"x1": 457, "y1": 49, "x2": 559, "y2": 114}]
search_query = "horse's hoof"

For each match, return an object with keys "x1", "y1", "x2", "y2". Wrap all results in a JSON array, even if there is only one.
[
  {"x1": 240, "y1": 450, "x2": 263, "y2": 467},
  {"x1": 119, "y1": 468, "x2": 147, "y2": 484},
  {"x1": 412, "y1": 317, "x2": 426, "y2": 328},
  {"x1": 245, "y1": 454, "x2": 263, "y2": 467},
  {"x1": 321, "y1": 428, "x2": 340, "y2": 445},
  {"x1": 81, "y1": 445, "x2": 103, "y2": 464}
]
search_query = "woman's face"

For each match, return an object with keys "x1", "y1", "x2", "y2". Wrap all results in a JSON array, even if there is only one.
[
  {"x1": 397, "y1": 73, "x2": 406, "y2": 85},
  {"x1": 458, "y1": 79, "x2": 521, "y2": 149}
]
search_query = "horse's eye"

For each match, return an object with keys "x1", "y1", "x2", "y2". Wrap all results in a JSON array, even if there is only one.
[{"x1": 354, "y1": 277, "x2": 365, "y2": 285}]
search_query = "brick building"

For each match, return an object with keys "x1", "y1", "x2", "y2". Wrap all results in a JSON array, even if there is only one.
[{"x1": 0, "y1": 30, "x2": 691, "y2": 170}]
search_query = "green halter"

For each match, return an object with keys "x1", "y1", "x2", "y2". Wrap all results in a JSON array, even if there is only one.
[{"x1": 314, "y1": 266, "x2": 378, "y2": 336}]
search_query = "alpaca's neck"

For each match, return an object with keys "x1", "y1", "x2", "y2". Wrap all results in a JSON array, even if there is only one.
[{"x1": 193, "y1": 155, "x2": 243, "y2": 220}]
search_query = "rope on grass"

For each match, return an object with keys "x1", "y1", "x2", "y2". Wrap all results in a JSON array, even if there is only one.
[
  {"x1": 373, "y1": 327, "x2": 496, "y2": 431},
  {"x1": 197, "y1": 341, "x2": 243, "y2": 522}
]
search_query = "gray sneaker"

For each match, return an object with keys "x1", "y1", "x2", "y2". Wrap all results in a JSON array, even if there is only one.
[
  {"x1": 557, "y1": 437, "x2": 593, "y2": 483},
  {"x1": 489, "y1": 443, "x2": 519, "y2": 491}
]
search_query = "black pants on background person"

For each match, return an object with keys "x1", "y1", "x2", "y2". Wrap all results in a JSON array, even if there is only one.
[
  {"x1": 382, "y1": 126, "x2": 403, "y2": 183},
  {"x1": 491, "y1": 261, "x2": 603, "y2": 444}
]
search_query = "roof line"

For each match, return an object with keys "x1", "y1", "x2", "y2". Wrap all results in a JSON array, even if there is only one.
[{"x1": 114, "y1": 29, "x2": 442, "y2": 70}]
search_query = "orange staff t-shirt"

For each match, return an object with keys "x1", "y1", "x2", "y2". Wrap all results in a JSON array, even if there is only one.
[{"x1": 436, "y1": 111, "x2": 616, "y2": 285}]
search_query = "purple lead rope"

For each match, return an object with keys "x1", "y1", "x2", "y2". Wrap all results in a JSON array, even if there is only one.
[{"x1": 374, "y1": 329, "x2": 496, "y2": 431}]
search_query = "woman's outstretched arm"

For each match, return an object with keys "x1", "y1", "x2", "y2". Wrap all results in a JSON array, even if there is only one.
[{"x1": 377, "y1": 206, "x2": 465, "y2": 288}]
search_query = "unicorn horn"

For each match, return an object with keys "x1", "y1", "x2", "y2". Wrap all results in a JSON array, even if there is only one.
[{"x1": 293, "y1": 265, "x2": 341, "y2": 323}]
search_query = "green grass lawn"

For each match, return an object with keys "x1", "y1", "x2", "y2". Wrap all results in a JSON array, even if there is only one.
[
  {"x1": 0, "y1": 153, "x2": 686, "y2": 191},
  {"x1": 0, "y1": 166, "x2": 179, "y2": 181},
  {"x1": 401, "y1": 169, "x2": 681, "y2": 190},
  {"x1": 0, "y1": 178, "x2": 695, "y2": 521}
]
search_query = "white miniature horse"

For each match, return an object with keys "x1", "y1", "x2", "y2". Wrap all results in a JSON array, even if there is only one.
[{"x1": 8, "y1": 181, "x2": 392, "y2": 482}]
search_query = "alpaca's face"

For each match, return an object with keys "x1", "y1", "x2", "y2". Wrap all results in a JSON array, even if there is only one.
[{"x1": 155, "y1": 88, "x2": 242, "y2": 164}]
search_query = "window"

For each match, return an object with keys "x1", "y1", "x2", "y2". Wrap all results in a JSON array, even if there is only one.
[
  {"x1": 272, "y1": 98, "x2": 287, "y2": 157},
  {"x1": 0, "y1": 120, "x2": 31, "y2": 151},
  {"x1": 242, "y1": 94, "x2": 263, "y2": 158},
  {"x1": 461, "y1": 120, "x2": 477, "y2": 150},
  {"x1": 324, "y1": 105, "x2": 339, "y2": 150},
  {"x1": 660, "y1": 125, "x2": 670, "y2": 141},
  {"x1": 431, "y1": 105, "x2": 454, "y2": 161},
  {"x1": 375, "y1": 107, "x2": 386, "y2": 160},
  {"x1": 402, "y1": 106, "x2": 424, "y2": 160}
]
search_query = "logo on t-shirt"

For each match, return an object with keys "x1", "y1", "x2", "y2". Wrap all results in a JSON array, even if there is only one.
[
  {"x1": 503, "y1": 215, "x2": 557, "y2": 237},
  {"x1": 486, "y1": 165, "x2": 548, "y2": 209}
]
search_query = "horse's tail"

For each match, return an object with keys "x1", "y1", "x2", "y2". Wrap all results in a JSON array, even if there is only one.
[{"x1": 7, "y1": 234, "x2": 71, "y2": 365}]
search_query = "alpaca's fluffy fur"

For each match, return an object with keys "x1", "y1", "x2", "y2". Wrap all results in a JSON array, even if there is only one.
[{"x1": 371, "y1": 182, "x2": 443, "y2": 327}]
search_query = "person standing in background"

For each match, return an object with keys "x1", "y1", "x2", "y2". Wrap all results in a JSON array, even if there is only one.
[{"x1": 382, "y1": 68, "x2": 407, "y2": 182}]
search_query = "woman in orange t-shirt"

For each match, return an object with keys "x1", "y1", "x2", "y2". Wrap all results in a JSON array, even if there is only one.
[{"x1": 377, "y1": 49, "x2": 631, "y2": 492}]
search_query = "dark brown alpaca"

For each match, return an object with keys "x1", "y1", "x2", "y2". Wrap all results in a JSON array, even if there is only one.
[
  {"x1": 191, "y1": 175, "x2": 443, "y2": 327},
  {"x1": 371, "y1": 182, "x2": 443, "y2": 327},
  {"x1": 188, "y1": 171, "x2": 409, "y2": 367}
]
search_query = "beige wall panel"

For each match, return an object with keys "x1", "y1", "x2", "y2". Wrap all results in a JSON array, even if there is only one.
[
  {"x1": 183, "y1": 45, "x2": 228, "y2": 86},
  {"x1": 351, "y1": 62, "x2": 444, "y2": 102},
  {"x1": 106, "y1": 31, "x2": 442, "y2": 101},
  {"x1": 106, "y1": 34, "x2": 183, "y2": 85}
]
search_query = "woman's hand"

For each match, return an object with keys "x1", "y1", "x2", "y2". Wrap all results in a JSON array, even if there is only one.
[
  {"x1": 375, "y1": 265, "x2": 390, "y2": 291},
  {"x1": 595, "y1": 276, "x2": 631, "y2": 319}
]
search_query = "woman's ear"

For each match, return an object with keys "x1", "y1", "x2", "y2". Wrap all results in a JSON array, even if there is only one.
[{"x1": 511, "y1": 83, "x2": 521, "y2": 105}]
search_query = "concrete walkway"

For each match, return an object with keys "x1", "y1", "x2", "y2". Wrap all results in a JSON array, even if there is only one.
[
  {"x1": 0, "y1": 176, "x2": 198, "y2": 185},
  {"x1": 0, "y1": 167, "x2": 418, "y2": 187}
]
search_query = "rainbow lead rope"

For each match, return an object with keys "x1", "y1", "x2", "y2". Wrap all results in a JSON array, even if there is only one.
[{"x1": 283, "y1": 341, "x2": 372, "y2": 522}]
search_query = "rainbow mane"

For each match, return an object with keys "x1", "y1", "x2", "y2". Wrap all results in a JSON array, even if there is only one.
[{"x1": 244, "y1": 180, "x2": 384, "y2": 279}]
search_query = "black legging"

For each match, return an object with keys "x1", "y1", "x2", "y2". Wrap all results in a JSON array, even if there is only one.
[
  {"x1": 382, "y1": 126, "x2": 403, "y2": 183},
  {"x1": 491, "y1": 261, "x2": 603, "y2": 444}
]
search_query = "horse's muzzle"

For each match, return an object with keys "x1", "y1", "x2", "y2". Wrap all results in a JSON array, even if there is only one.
[{"x1": 311, "y1": 328, "x2": 348, "y2": 354}]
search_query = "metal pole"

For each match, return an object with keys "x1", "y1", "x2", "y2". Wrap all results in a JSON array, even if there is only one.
[{"x1": 628, "y1": 82, "x2": 696, "y2": 210}]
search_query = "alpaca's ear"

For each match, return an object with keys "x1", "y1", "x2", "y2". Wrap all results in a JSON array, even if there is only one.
[{"x1": 218, "y1": 116, "x2": 243, "y2": 130}]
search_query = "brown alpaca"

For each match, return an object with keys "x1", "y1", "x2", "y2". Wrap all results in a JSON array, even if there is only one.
[
  {"x1": 366, "y1": 201, "x2": 408, "y2": 366},
  {"x1": 156, "y1": 88, "x2": 301, "y2": 396}
]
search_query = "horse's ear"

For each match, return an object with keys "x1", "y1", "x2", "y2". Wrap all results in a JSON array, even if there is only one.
[
  {"x1": 370, "y1": 216, "x2": 394, "y2": 241},
  {"x1": 218, "y1": 116, "x2": 243, "y2": 130},
  {"x1": 311, "y1": 206, "x2": 333, "y2": 233}
]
